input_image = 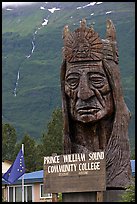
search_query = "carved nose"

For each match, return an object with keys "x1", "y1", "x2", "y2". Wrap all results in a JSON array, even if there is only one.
[{"x1": 77, "y1": 79, "x2": 95, "y2": 100}]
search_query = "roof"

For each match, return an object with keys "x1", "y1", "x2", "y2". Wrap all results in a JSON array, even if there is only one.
[
  {"x1": 22, "y1": 170, "x2": 44, "y2": 180},
  {"x1": 2, "y1": 160, "x2": 135, "y2": 185},
  {"x1": 2, "y1": 170, "x2": 44, "y2": 185}
]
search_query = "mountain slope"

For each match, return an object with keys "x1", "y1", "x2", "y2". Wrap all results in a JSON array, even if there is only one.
[{"x1": 2, "y1": 2, "x2": 135, "y2": 148}]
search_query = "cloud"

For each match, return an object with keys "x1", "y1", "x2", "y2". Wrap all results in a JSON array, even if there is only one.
[{"x1": 2, "y1": 2, "x2": 38, "y2": 8}]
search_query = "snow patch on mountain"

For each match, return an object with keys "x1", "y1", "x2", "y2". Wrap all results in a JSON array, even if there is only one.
[
  {"x1": 42, "y1": 19, "x2": 48, "y2": 26},
  {"x1": 77, "y1": 2, "x2": 103, "y2": 9},
  {"x1": 40, "y1": 6, "x2": 45, "y2": 10},
  {"x1": 48, "y1": 7, "x2": 60, "y2": 13},
  {"x1": 106, "y1": 11, "x2": 113, "y2": 14},
  {"x1": 96, "y1": 2, "x2": 103, "y2": 4},
  {"x1": 6, "y1": 8, "x2": 13, "y2": 11}
]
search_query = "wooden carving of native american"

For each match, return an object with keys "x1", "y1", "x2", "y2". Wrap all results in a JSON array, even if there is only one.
[{"x1": 60, "y1": 19, "x2": 132, "y2": 188}]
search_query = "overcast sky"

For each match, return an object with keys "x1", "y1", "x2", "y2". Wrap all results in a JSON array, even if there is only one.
[{"x1": 2, "y1": 2, "x2": 39, "y2": 8}]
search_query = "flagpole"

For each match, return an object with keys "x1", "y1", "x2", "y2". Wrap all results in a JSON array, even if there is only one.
[
  {"x1": 22, "y1": 144, "x2": 24, "y2": 202},
  {"x1": 7, "y1": 185, "x2": 9, "y2": 202}
]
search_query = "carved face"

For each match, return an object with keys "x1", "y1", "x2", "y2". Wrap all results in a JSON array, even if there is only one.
[{"x1": 65, "y1": 61, "x2": 114, "y2": 123}]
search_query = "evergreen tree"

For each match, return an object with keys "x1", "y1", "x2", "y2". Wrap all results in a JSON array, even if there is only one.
[
  {"x1": 131, "y1": 148, "x2": 135, "y2": 160},
  {"x1": 19, "y1": 133, "x2": 37, "y2": 172},
  {"x1": 32, "y1": 108, "x2": 63, "y2": 171},
  {"x1": 35, "y1": 143, "x2": 45, "y2": 171},
  {"x1": 2, "y1": 123, "x2": 17, "y2": 161},
  {"x1": 119, "y1": 179, "x2": 135, "y2": 202},
  {"x1": 42, "y1": 107, "x2": 63, "y2": 156}
]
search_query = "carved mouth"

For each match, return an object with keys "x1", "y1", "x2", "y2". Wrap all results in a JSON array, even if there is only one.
[{"x1": 77, "y1": 107, "x2": 100, "y2": 115}]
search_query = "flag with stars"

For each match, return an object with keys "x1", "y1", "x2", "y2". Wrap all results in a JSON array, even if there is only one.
[{"x1": 2, "y1": 148, "x2": 25, "y2": 184}]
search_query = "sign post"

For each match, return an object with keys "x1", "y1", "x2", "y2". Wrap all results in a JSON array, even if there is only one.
[{"x1": 97, "y1": 191, "x2": 104, "y2": 202}]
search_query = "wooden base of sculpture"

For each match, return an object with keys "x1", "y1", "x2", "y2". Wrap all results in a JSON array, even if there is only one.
[{"x1": 62, "y1": 189, "x2": 125, "y2": 202}]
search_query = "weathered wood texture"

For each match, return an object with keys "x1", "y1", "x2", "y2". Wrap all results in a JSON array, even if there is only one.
[
  {"x1": 52, "y1": 193, "x2": 58, "y2": 202},
  {"x1": 62, "y1": 190, "x2": 125, "y2": 202},
  {"x1": 97, "y1": 191, "x2": 104, "y2": 202},
  {"x1": 62, "y1": 192, "x2": 97, "y2": 202},
  {"x1": 60, "y1": 18, "x2": 132, "y2": 188}
]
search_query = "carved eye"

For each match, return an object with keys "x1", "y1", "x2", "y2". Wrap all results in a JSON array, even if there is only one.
[
  {"x1": 66, "y1": 74, "x2": 80, "y2": 89},
  {"x1": 89, "y1": 74, "x2": 105, "y2": 88}
]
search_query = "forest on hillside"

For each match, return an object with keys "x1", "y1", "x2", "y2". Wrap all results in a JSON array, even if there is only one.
[{"x1": 2, "y1": 2, "x2": 135, "y2": 149}]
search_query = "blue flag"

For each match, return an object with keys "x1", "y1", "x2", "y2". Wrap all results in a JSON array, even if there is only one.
[{"x1": 2, "y1": 148, "x2": 25, "y2": 184}]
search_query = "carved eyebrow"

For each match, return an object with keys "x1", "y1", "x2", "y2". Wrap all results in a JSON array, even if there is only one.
[
  {"x1": 68, "y1": 64, "x2": 101, "y2": 69},
  {"x1": 88, "y1": 72, "x2": 106, "y2": 77},
  {"x1": 66, "y1": 73, "x2": 80, "y2": 79}
]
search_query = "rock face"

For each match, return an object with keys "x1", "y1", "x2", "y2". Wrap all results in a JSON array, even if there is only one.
[{"x1": 60, "y1": 18, "x2": 132, "y2": 188}]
